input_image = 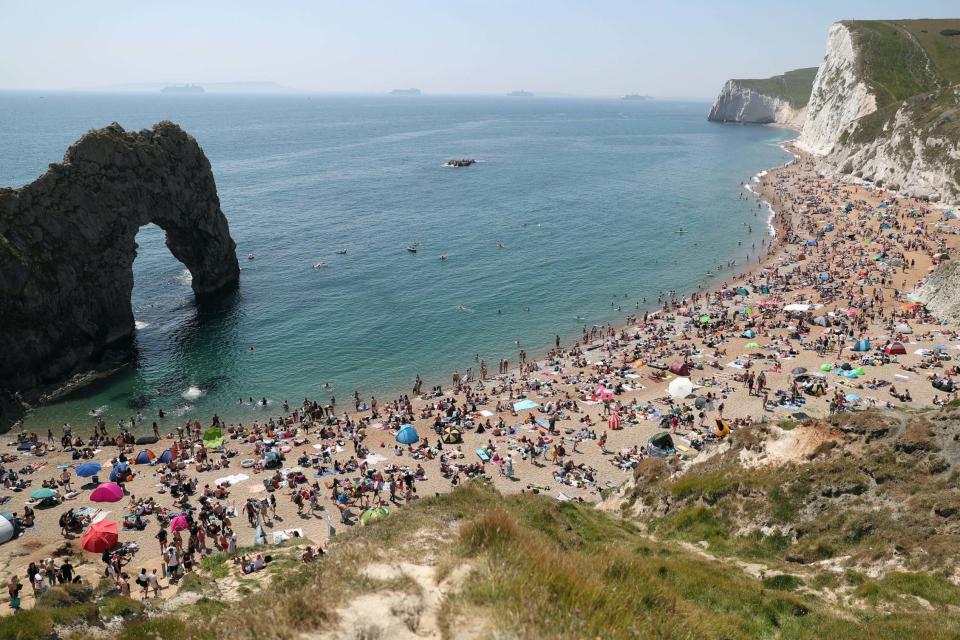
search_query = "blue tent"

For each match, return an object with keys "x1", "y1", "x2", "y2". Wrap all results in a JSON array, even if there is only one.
[
  {"x1": 134, "y1": 449, "x2": 155, "y2": 464},
  {"x1": 109, "y1": 462, "x2": 129, "y2": 483},
  {"x1": 75, "y1": 463, "x2": 102, "y2": 478},
  {"x1": 158, "y1": 449, "x2": 174, "y2": 463},
  {"x1": 818, "y1": 273, "x2": 831, "y2": 282},
  {"x1": 806, "y1": 239, "x2": 817, "y2": 246},
  {"x1": 852, "y1": 338, "x2": 871, "y2": 352},
  {"x1": 396, "y1": 424, "x2": 419, "y2": 445},
  {"x1": 742, "y1": 330, "x2": 756, "y2": 338},
  {"x1": 824, "y1": 224, "x2": 834, "y2": 232}
]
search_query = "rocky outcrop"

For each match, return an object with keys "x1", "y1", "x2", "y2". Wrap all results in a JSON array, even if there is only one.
[
  {"x1": 0, "y1": 121, "x2": 239, "y2": 398},
  {"x1": 707, "y1": 68, "x2": 817, "y2": 130},
  {"x1": 708, "y1": 82, "x2": 805, "y2": 128},
  {"x1": 915, "y1": 260, "x2": 960, "y2": 324}
]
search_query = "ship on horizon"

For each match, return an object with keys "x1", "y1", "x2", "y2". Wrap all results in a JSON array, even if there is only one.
[
  {"x1": 390, "y1": 88, "x2": 421, "y2": 95},
  {"x1": 621, "y1": 93, "x2": 652, "y2": 100},
  {"x1": 507, "y1": 90, "x2": 534, "y2": 97},
  {"x1": 161, "y1": 84, "x2": 205, "y2": 94}
]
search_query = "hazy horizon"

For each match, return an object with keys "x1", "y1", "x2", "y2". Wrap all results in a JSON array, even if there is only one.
[{"x1": 3, "y1": 1, "x2": 958, "y2": 99}]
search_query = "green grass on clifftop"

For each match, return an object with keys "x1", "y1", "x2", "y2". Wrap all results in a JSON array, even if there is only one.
[{"x1": 734, "y1": 67, "x2": 819, "y2": 109}]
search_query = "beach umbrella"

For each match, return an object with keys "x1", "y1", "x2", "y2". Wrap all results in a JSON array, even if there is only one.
[
  {"x1": 75, "y1": 463, "x2": 102, "y2": 478},
  {"x1": 134, "y1": 449, "x2": 155, "y2": 465},
  {"x1": 158, "y1": 449, "x2": 174, "y2": 463},
  {"x1": 90, "y1": 482, "x2": 124, "y2": 503},
  {"x1": 791, "y1": 367, "x2": 807, "y2": 375},
  {"x1": 81, "y1": 520, "x2": 118, "y2": 553},
  {"x1": 0, "y1": 516, "x2": 13, "y2": 545},
  {"x1": 170, "y1": 515, "x2": 189, "y2": 532},
  {"x1": 667, "y1": 377, "x2": 694, "y2": 400},
  {"x1": 441, "y1": 428, "x2": 462, "y2": 444},
  {"x1": 934, "y1": 344, "x2": 948, "y2": 352},
  {"x1": 396, "y1": 424, "x2": 419, "y2": 445},
  {"x1": 694, "y1": 397, "x2": 707, "y2": 410},
  {"x1": 745, "y1": 342, "x2": 760, "y2": 349},
  {"x1": 30, "y1": 488, "x2": 57, "y2": 500},
  {"x1": 359, "y1": 507, "x2": 390, "y2": 527}
]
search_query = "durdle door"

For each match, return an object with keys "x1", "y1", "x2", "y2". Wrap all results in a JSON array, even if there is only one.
[{"x1": 0, "y1": 121, "x2": 240, "y2": 416}]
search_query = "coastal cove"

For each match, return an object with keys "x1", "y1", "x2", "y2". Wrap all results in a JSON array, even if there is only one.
[{"x1": 0, "y1": 93, "x2": 794, "y2": 432}]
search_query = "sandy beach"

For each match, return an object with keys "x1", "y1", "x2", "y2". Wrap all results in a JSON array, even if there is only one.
[{"x1": 3, "y1": 143, "x2": 959, "y2": 611}]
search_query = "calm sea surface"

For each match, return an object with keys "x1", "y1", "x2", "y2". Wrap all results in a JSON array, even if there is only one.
[{"x1": 0, "y1": 93, "x2": 792, "y2": 431}]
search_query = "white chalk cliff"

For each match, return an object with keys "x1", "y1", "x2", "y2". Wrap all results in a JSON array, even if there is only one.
[
  {"x1": 708, "y1": 81, "x2": 807, "y2": 129},
  {"x1": 797, "y1": 23, "x2": 877, "y2": 155}
]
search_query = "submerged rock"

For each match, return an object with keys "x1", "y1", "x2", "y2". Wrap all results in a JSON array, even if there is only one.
[{"x1": 0, "y1": 121, "x2": 239, "y2": 400}]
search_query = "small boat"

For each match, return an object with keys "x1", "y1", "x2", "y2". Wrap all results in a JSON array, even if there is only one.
[
  {"x1": 313, "y1": 261, "x2": 328, "y2": 269},
  {"x1": 407, "y1": 243, "x2": 419, "y2": 253},
  {"x1": 674, "y1": 228, "x2": 687, "y2": 234},
  {"x1": 439, "y1": 255, "x2": 448, "y2": 261},
  {"x1": 335, "y1": 249, "x2": 347, "y2": 255},
  {"x1": 705, "y1": 271, "x2": 713, "y2": 276}
]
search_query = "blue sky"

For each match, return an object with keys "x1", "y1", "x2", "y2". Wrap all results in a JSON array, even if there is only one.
[{"x1": 2, "y1": 0, "x2": 957, "y2": 97}]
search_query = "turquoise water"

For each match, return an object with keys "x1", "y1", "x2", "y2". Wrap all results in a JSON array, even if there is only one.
[{"x1": 0, "y1": 93, "x2": 792, "y2": 430}]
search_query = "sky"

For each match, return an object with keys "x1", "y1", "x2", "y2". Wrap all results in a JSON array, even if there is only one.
[{"x1": 2, "y1": 0, "x2": 958, "y2": 98}]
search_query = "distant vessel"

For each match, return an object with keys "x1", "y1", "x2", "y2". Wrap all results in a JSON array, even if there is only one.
[
  {"x1": 313, "y1": 261, "x2": 328, "y2": 269},
  {"x1": 507, "y1": 90, "x2": 534, "y2": 97},
  {"x1": 621, "y1": 94, "x2": 652, "y2": 101},
  {"x1": 335, "y1": 248, "x2": 347, "y2": 255},
  {"x1": 161, "y1": 84, "x2": 204, "y2": 94},
  {"x1": 407, "y1": 242, "x2": 420, "y2": 253},
  {"x1": 390, "y1": 88, "x2": 421, "y2": 95},
  {"x1": 674, "y1": 228, "x2": 687, "y2": 234},
  {"x1": 445, "y1": 159, "x2": 476, "y2": 168}
]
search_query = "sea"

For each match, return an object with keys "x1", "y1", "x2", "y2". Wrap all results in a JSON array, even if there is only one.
[{"x1": 0, "y1": 92, "x2": 793, "y2": 432}]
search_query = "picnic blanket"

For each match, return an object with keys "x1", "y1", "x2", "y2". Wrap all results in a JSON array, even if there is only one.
[
  {"x1": 272, "y1": 528, "x2": 305, "y2": 544},
  {"x1": 512, "y1": 399, "x2": 538, "y2": 411}
]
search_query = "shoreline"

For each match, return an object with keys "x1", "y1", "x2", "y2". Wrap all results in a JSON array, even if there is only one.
[{"x1": 3, "y1": 137, "x2": 960, "y2": 611}]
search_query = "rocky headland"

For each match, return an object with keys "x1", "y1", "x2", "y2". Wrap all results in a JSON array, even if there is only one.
[
  {"x1": 0, "y1": 122, "x2": 239, "y2": 420},
  {"x1": 707, "y1": 67, "x2": 818, "y2": 129}
]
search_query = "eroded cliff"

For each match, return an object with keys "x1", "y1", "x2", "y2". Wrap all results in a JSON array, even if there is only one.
[
  {"x1": 707, "y1": 67, "x2": 817, "y2": 129},
  {"x1": 0, "y1": 121, "x2": 239, "y2": 399}
]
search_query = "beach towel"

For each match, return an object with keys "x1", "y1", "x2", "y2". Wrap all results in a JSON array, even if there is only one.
[
  {"x1": 475, "y1": 449, "x2": 491, "y2": 462},
  {"x1": 364, "y1": 453, "x2": 387, "y2": 466},
  {"x1": 91, "y1": 511, "x2": 110, "y2": 524},
  {"x1": 272, "y1": 528, "x2": 305, "y2": 544},
  {"x1": 479, "y1": 410, "x2": 494, "y2": 417},
  {"x1": 512, "y1": 399, "x2": 538, "y2": 412},
  {"x1": 556, "y1": 492, "x2": 573, "y2": 502},
  {"x1": 214, "y1": 473, "x2": 250, "y2": 487}
]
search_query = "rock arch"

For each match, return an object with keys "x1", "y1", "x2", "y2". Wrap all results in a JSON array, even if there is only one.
[{"x1": 0, "y1": 121, "x2": 240, "y2": 397}]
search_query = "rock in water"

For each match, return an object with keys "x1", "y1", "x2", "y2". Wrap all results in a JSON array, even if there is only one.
[{"x1": 0, "y1": 121, "x2": 240, "y2": 396}]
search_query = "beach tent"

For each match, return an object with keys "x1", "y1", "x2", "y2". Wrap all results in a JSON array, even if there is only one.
[
  {"x1": 170, "y1": 515, "x2": 189, "y2": 532},
  {"x1": 895, "y1": 323, "x2": 914, "y2": 335},
  {"x1": 742, "y1": 329, "x2": 756, "y2": 338},
  {"x1": 667, "y1": 377, "x2": 694, "y2": 400},
  {"x1": 669, "y1": 361, "x2": 690, "y2": 377},
  {"x1": 134, "y1": 435, "x2": 158, "y2": 445},
  {"x1": 608, "y1": 413, "x2": 622, "y2": 430},
  {"x1": 360, "y1": 507, "x2": 390, "y2": 527},
  {"x1": 648, "y1": 433, "x2": 676, "y2": 457},
  {"x1": 884, "y1": 342, "x2": 906, "y2": 355},
  {"x1": 812, "y1": 316, "x2": 831, "y2": 327},
  {"x1": 158, "y1": 449, "x2": 174, "y2": 464},
  {"x1": 90, "y1": 482, "x2": 124, "y2": 503},
  {"x1": 852, "y1": 338, "x2": 871, "y2": 352},
  {"x1": 203, "y1": 428, "x2": 225, "y2": 449},
  {"x1": 81, "y1": 520, "x2": 118, "y2": 553},
  {"x1": 745, "y1": 342, "x2": 760, "y2": 349},
  {"x1": 0, "y1": 515, "x2": 15, "y2": 545},
  {"x1": 807, "y1": 239, "x2": 817, "y2": 246},
  {"x1": 109, "y1": 463, "x2": 129, "y2": 483},
  {"x1": 263, "y1": 451, "x2": 282, "y2": 469},
  {"x1": 736, "y1": 287, "x2": 750, "y2": 296},
  {"x1": 135, "y1": 449, "x2": 156, "y2": 465},
  {"x1": 396, "y1": 425, "x2": 419, "y2": 445}
]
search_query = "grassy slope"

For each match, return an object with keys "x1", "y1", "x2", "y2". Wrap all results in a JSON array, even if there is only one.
[
  {"x1": 7, "y1": 474, "x2": 960, "y2": 640},
  {"x1": 733, "y1": 67, "x2": 819, "y2": 109}
]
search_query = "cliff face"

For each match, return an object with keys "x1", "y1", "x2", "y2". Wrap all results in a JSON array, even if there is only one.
[
  {"x1": 707, "y1": 67, "x2": 818, "y2": 130},
  {"x1": 708, "y1": 81, "x2": 806, "y2": 128},
  {"x1": 0, "y1": 122, "x2": 240, "y2": 396},
  {"x1": 797, "y1": 23, "x2": 877, "y2": 155},
  {"x1": 914, "y1": 260, "x2": 960, "y2": 324},
  {"x1": 798, "y1": 20, "x2": 960, "y2": 203}
]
